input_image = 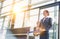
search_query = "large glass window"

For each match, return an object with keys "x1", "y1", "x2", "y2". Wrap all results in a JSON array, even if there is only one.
[
  {"x1": 0, "y1": 3, "x2": 1, "y2": 8},
  {"x1": 24, "y1": 8, "x2": 39, "y2": 27},
  {"x1": 57, "y1": 0, "x2": 60, "y2": 1},
  {"x1": 31, "y1": 0, "x2": 53, "y2": 4},
  {"x1": 3, "y1": 16, "x2": 10, "y2": 29},
  {"x1": 30, "y1": 8, "x2": 39, "y2": 15},
  {"x1": 14, "y1": 12, "x2": 24, "y2": 28},
  {"x1": 15, "y1": 0, "x2": 20, "y2": 2},
  {"x1": 13, "y1": 0, "x2": 28, "y2": 13},
  {"x1": 29, "y1": 9, "x2": 39, "y2": 27},
  {"x1": 29, "y1": 16, "x2": 38, "y2": 27},
  {"x1": 0, "y1": 18, "x2": 3, "y2": 29},
  {"x1": 0, "y1": 0, "x2": 59, "y2": 39},
  {"x1": 0, "y1": 16, "x2": 12, "y2": 39},
  {"x1": 31, "y1": 0, "x2": 55, "y2": 9},
  {"x1": 1, "y1": 5, "x2": 12, "y2": 13},
  {"x1": 3, "y1": 0, "x2": 13, "y2": 7}
]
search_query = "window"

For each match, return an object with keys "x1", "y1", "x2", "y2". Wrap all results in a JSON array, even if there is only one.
[
  {"x1": 24, "y1": 8, "x2": 39, "y2": 27},
  {"x1": 14, "y1": 12, "x2": 24, "y2": 28},
  {"x1": 13, "y1": 1, "x2": 28, "y2": 13},
  {"x1": 1, "y1": 5, "x2": 12, "y2": 13},
  {"x1": 29, "y1": 16, "x2": 38, "y2": 27},
  {"x1": 3, "y1": 16, "x2": 10, "y2": 29},
  {"x1": 0, "y1": 18, "x2": 3, "y2": 29},
  {"x1": 3, "y1": 0, "x2": 13, "y2": 7},
  {"x1": 31, "y1": 0, "x2": 51, "y2": 4},
  {"x1": 29, "y1": 9, "x2": 39, "y2": 27},
  {"x1": 57, "y1": 0, "x2": 60, "y2": 1},
  {"x1": 31, "y1": 0, "x2": 55, "y2": 8},
  {"x1": 30, "y1": 8, "x2": 39, "y2": 15},
  {"x1": 15, "y1": 0, "x2": 22, "y2": 2},
  {"x1": 0, "y1": 3, "x2": 1, "y2": 8}
]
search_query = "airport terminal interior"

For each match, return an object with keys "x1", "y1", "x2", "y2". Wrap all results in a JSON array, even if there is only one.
[{"x1": 0, "y1": 0, "x2": 60, "y2": 39}]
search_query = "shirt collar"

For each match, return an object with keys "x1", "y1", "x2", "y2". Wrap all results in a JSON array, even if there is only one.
[
  {"x1": 43, "y1": 16, "x2": 50, "y2": 20},
  {"x1": 45, "y1": 16, "x2": 50, "y2": 18}
]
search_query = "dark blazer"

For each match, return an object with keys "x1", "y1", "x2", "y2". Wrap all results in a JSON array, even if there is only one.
[{"x1": 41, "y1": 17, "x2": 52, "y2": 31}]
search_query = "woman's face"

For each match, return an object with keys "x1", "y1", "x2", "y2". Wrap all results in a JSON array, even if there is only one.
[{"x1": 43, "y1": 11, "x2": 49, "y2": 17}]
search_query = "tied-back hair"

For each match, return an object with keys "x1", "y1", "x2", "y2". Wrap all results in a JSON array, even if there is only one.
[{"x1": 44, "y1": 10, "x2": 49, "y2": 16}]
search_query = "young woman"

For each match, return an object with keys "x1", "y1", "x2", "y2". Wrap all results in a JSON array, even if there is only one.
[{"x1": 40, "y1": 10, "x2": 52, "y2": 39}]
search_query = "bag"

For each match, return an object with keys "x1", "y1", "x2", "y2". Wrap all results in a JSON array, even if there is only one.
[{"x1": 33, "y1": 22, "x2": 45, "y2": 36}]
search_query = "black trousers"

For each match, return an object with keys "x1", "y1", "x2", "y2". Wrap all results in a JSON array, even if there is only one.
[{"x1": 40, "y1": 31, "x2": 49, "y2": 39}]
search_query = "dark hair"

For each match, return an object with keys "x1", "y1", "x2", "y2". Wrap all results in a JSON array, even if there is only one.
[{"x1": 44, "y1": 10, "x2": 49, "y2": 16}]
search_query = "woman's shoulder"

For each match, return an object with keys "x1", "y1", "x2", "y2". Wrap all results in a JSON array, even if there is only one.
[
  {"x1": 47, "y1": 17, "x2": 52, "y2": 21},
  {"x1": 47, "y1": 16, "x2": 52, "y2": 19}
]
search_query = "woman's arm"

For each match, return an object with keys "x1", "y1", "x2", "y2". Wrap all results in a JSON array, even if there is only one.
[
  {"x1": 46, "y1": 18, "x2": 52, "y2": 30},
  {"x1": 49, "y1": 18, "x2": 52, "y2": 29}
]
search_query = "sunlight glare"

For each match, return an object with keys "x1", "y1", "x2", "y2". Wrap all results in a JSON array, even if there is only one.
[
  {"x1": 13, "y1": 1, "x2": 28, "y2": 14},
  {"x1": 13, "y1": 3, "x2": 21, "y2": 14}
]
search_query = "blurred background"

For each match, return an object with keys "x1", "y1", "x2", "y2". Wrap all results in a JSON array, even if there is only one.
[{"x1": 0, "y1": 0, "x2": 60, "y2": 39}]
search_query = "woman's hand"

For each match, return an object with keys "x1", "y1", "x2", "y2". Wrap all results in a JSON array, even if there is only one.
[{"x1": 40, "y1": 28, "x2": 46, "y2": 32}]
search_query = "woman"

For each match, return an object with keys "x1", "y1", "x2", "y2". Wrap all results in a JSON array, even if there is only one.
[{"x1": 40, "y1": 10, "x2": 52, "y2": 39}]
